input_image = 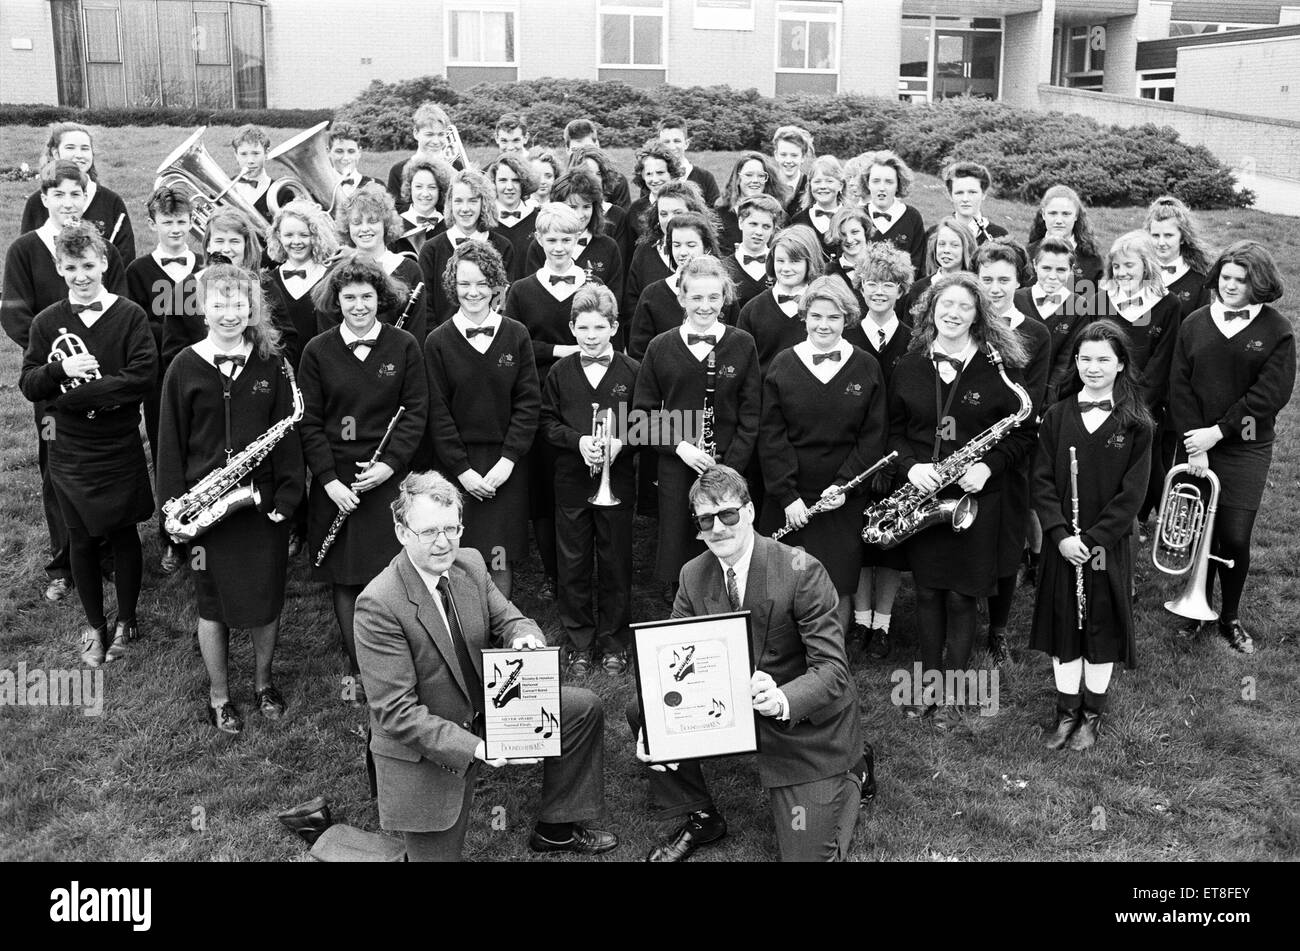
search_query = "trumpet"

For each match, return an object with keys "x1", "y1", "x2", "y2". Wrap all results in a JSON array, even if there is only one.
[
  {"x1": 1152, "y1": 463, "x2": 1234, "y2": 621},
  {"x1": 589, "y1": 403, "x2": 619, "y2": 507},
  {"x1": 48, "y1": 326, "x2": 105, "y2": 419}
]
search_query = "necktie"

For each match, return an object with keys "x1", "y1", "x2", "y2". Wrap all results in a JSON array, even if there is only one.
[
  {"x1": 877, "y1": 328, "x2": 887, "y2": 349},
  {"x1": 687, "y1": 334, "x2": 717, "y2": 346},
  {"x1": 417, "y1": 215, "x2": 440, "y2": 227},
  {"x1": 813, "y1": 350, "x2": 842, "y2": 365},
  {"x1": 499, "y1": 209, "x2": 523, "y2": 220},
  {"x1": 1161, "y1": 265, "x2": 1177, "y2": 274},
  {"x1": 812, "y1": 207, "x2": 833, "y2": 218},
  {"x1": 465, "y1": 325, "x2": 495, "y2": 338},
  {"x1": 549, "y1": 274, "x2": 576, "y2": 286},
  {"x1": 1079, "y1": 399, "x2": 1113, "y2": 411},
  {"x1": 282, "y1": 268, "x2": 306, "y2": 280},
  {"x1": 214, "y1": 353, "x2": 246, "y2": 370},
  {"x1": 1223, "y1": 309, "x2": 1250, "y2": 320},
  {"x1": 436, "y1": 576, "x2": 484, "y2": 724},
  {"x1": 346, "y1": 338, "x2": 374, "y2": 352},
  {"x1": 71, "y1": 300, "x2": 103, "y2": 314},
  {"x1": 726, "y1": 566, "x2": 740, "y2": 611},
  {"x1": 581, "y1": 353, "x2": 611, "y2": 367},
  {"x1": 1036, "y1": 293, "x2": 1061, "y2": 307},
  {"x1": 871, "y1": 210, "x2": 891, "y2": 222},
  {"x1": 776, "y1": 293, "x2": 799, "y2": 304},
  {"x1": 160, "y1": 256, "x2": 187, "y2": 266},
  {"x1": 743, "y1": 254, "x2": 767, "y2": 265}
]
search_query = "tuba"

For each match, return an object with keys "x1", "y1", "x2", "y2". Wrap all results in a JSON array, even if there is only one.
[
  {"x1": 48, "y1": 325, "x2": 108, "y2": 419},
  {"x1": 1151, "y1": 463, "x2": 1234, "y2": 621},
  {"x1": 155, "y1": 126, "x2": 273, "y2": 242},
  {"x1": 267, "y1": 121, "x2": 343, "y2": 215},
  {"x1": 589, "y1": 404, "x2": 619, "y2": 507}
]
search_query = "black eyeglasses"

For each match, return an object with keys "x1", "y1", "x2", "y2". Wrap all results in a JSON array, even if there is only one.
[{"x1": 693, "y1": 507, "x2": 743, "y2": 532}]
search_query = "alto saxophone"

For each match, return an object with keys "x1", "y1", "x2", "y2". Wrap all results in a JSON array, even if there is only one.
[
  {"x1": 163, "y1": 359, "x2": 305, "y2": 543},
  {"x1": 862, "y1": 345, "x2": 1032, "y2": 549},
  {"x1": 696, "y1": 351, "x2": 717, "y2": 462},
  {"x1": 490, "y1": 657, "x2": 525, "y2": 708}
]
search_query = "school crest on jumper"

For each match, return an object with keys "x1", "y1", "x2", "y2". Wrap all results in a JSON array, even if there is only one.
[
  {"x1": 611, "y1": 383, "x2": 628, "y2": 397},
  {"x1": 1054, "y1": 321, "x2": 1071, "y2": 336},
  {"x1": 718, "y1": 364, "x2": 737, "y2": 379},
  {"x1": 845, "y1": 382, "x2": 863, "y2": 397},
  {"x1": 498, "y1": 353, "x2": 514, "y2": 367},
  {"x1": 961, "y1": 390, "x2": 981, "y2": 407},
  {"x1": 1150, "y1": 324, "x2": 1163, "y2": 336},
  {"x1": 1245, "y1": 339, "x2": 1264, "y2": 353},
  {"x1": 378, "y1": 362, "x2": 396, "y2": 378},
  {"x1": 252, "y1": 379, "x2": 271, "y2": 394},
  {"x1": 1106, "y1": 432, "x2": 1126, "y2": 449}
]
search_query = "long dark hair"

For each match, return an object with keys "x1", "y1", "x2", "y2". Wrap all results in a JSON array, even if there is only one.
[
  {"x1": 1058, "y1": 319, "x2": 1155, "y2": 432},
  {"x1": 907, "y1": 271, "x2": 1029, "y2": 367}
]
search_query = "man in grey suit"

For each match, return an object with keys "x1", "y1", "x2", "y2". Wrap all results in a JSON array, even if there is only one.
[
  {"x1": 631, "y1": 465, "x2": 862, "y2": 862},
  {"x1": 354, "y1": 470, "x2": 618, "y2": 861}
]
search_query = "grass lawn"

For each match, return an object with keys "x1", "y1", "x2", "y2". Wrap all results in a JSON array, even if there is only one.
[{"x1": 1, "y1": 125, "x2": 1297, "y2": 862}]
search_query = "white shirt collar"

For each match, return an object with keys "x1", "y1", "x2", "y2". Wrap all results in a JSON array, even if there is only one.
[
  {"x1": 931, "y1": 340, "x2": 976, "y2": 366},
  {"x1": 864, "y1": 313, "x2": 899, "y2": 347},
  {"x1": 794, "y1": 338, "x2": 852, "y2": 378},
  {"x1": 194, "y1": 336, "x2": 253, "y2": 372},
  {"x1": 404, "y1": 207, "x2": 442, "y2": 227},
  {"x1": 340, "y1": 320, "x2": 381, "y2": 346},
  {"x1": 1210, "y1": 300, "x2": 1261, "y2": 337},
  {"x1": 718, "y1": 532, "x2": 756, "y2": 604},
  {"x1": 445, "y1": 225, "x2": 485, "y2": 245},
  {"x1": 410, "y1": 561, "x2": 453, "y2": 624},
  {"x1": 869, "y1": 200, "x2": 905, "y2": 227},
  {"x1": 680, "y1": 320, "x2": 724, "y2": 349},
  {"x1": 36, "y1": 220, "x2": 60, "y2": 257},
  {"x1": 68, "y1": 288, "x2": 116, "y2": 326},
  {"x1": 1159, "y1": 257, "x2": 1190, "y2": 286},
  {"x1": 1002, "y1": 307, "x2": 1026, "y2": 331},
  {"x1": 152, "y1": 246, "x2": 195, "y2": 269},
  {"x1": 452, "y1": 308, "x2": 502, "y2": 339},
  {"x1": 539, "y1": 263, "x2": 586, "y2": 300}
]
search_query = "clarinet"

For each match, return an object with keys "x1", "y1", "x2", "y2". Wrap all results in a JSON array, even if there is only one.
[
  {"x1": 1069, "y1": 446, "x2": 1086, "y2": 630},
  {"x1": 314, "y1": 406, "x2": 407, "y2": 566},
  {"x1": 394, "y1": 281, "x2": 424, "y2": 331},
  {"x1": 697, "y1": 351, "x2": 717, "y2": 462}
]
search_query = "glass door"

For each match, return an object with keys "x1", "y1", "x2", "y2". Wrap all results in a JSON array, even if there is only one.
[{"x1": 933, "y1": 30, "x2": 1000, "y2": 99}]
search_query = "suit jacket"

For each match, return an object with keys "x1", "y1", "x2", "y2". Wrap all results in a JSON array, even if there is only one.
[
  {"x1": 354, "y1": 546, "x2": 545, "y2": 832},
  {"x1": 672, "y1": 534, "x2": 860, "y2": 788}
]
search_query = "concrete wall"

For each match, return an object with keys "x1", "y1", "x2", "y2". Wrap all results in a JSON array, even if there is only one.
[
  {"x1": 1002, "y1": 0, "x2": 1056, "y2": 107},
  {"x1": 0, "y1": 0, "x2": 59, "y2": 105},
  {"x1": 1038, "y1": 83, "x2": 1300, "y2": 185},
  {"x1": 1177, "y1": 35, "x2": 1300, "y2": 122},
  {"x1": 1102, "y1": 14, "x2": 1139, "y2": 95}
]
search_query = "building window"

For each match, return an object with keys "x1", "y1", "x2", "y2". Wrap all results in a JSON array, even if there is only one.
[
  {"x1": 898, "y1": 14, "x2": 1002, "y2": 103},
  {"x1": 446, "y1": 1, "x2": 517, "y2": 66},
  {"x1": 1138, "y1": 69, "x2": 1176, "y2": 101},
  {"x1": 83, "y1": 2, "x2": 122, "y2": 63},
  {"x1": 1060, "y1": 24, "x2": 1104, "y2": 90},
  {"x1": 599, "y1": 0, "x2": 665, "y2": 68},
  {"x1": 776, "y1": 1, "x2": 840, "y2": 73},
  {"x1": 1168, "y1": 20, "x2": 1270, "y2": 37}
]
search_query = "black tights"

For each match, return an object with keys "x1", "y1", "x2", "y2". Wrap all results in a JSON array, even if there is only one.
[
  {"x1": 69, "y1": 524, "x2": 142, "y2": 629},
  {"x1": 331, "y1": 584, "x2": 364, "y2": 675},
  {"x1": 915, "y1": 586, "x2": 977, "y2": 673},
  {"x1": 1206, "y1": 506, "x2": 1257, "y2": 622},
  {"x1": 987, "y1": 575, "x2": 1018, "y2": 631}
]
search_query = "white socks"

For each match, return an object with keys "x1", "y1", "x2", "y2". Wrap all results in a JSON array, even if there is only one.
[{"x1": 1052, "y1": 657, "x2": 1113, "y2": 694}]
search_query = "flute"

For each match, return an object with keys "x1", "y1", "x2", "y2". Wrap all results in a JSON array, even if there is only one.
[
  {"x1": 315, "y1": 406, "x2": 407, "y2": 566},
  {"x1": 394, "y1": 281, "x2": 424, "y2": 331},
  {"x1": 108, "y1": 213, "x2": 125, "y2": 245},
  {"x1": 771, "y1": 451, "x2": 898, "y2": 542},
  {"x1": 1069, "y1": 446, "x2": 1086, "y2": 630}
]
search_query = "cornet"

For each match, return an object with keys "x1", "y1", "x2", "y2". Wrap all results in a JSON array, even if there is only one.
[
  {"x1": 589, "y1": 404, "x2": 619, "y2": 507},
  {"x1": 1152, "y1": 463, "x2": 1234, "y2": 621},
  {"x1": 48, "y1": 326, "x2": 103, "y2": 419}
]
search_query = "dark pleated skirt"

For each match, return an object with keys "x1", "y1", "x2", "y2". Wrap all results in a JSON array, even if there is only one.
[
  {"x1": 459, "y1": 443, "x2": 530, "y2": 562},
  {"x1": 903, "y1": 486, "x2": 1003, "y2": 597},
  {"x1": 1207, "y1": 441, "x2": 1273, "y2": 512},
  {"x1": 192, "y1": 504, "x2": 291, "y2": 628},
  {"x1": 759, "y1": 497, "x2": 862, "y2": 594},
  {"x1": 996, "y1": 464, "x2": 1032, "y2": 579},
  {"x1": 655, "y1": 455, "x2": 706, "y2": 583},
  {"x1": 308, "y1": 474, "x2": 403, "y2": 586},
  {"x1": 1029, "y1": 540, "x2": 1136, "y2": 667},
  {"x1": 528, "y1": 440, "x2": 558, "y2": 520},
  {"x1": 49, "y1": 426, "x2": 153, "y2": 536}
]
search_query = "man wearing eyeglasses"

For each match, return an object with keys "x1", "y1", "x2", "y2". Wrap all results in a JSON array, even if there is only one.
[
  {"x1": 354, "y1": 470, "x2": 618, "y2": 861},
  {"x1": 632, "y1": 465, "x2": 863, "y2": 862}
]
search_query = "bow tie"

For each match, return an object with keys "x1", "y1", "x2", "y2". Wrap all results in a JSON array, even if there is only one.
[
  {"x1": 1161, "y1": 265, "x2": 1178, "y2": 274},
  {"x1": 871, "y1": 210, "x2": 892, "y2": 222},
  {"x1": 932, "y1": 353, "x2": 964, "y2": 372},
  {"x1": 776, "y1": 293, "x2": 800, "y2": 304},
  {"x1": 549, "y1": 274, "x2": 576, "y2": 286},
  {"x1": 1036, "y1": 293, "x2": 1062, "y2": 307},
  {"x1": 499, "y1": 209, "x2": 523, "y2": 220},
  {"x1": 577, "y1": 236, "x2": 589, "y2": 247},
  {"x1": 465, "y1": 325, "x2": 495, "y2": 338},
  {"x1": 346, "y1": 338, "x2": 375, "y2": 351},
  {"x1": 340, "y1": 175, "x2": 359, "y2": 187},
  {"x1": 743, "y1": 254, "x2": 767, "y2": 265},
  {"x1": 71, "y1": 300, "x2": 103, "y2": 314},
  {"x1": 1117, "y1": 297, "x2": 1144, "y2": 310},
  {"x1": 452, "y1": 235, "x2": 469, "y2": 245},
  {"x1": 687, "y1": 333, "x2": 717, "y2": 346},
  {"x1": 812, "y1": 350, "x2": 842, "y2": 365},
  {"x1": 417, "y1": 215, "x2": 440, "y2": 227},
  {"x1": 580, "y1": 353, "x2": 612, "y2": 367},
  {"x1": 1223, "y1": 309, "x2": 1251, "y2": 320},
  {"x1": 812, "y1": 207, "x2": 834, "y2": 218},
  {"x1": 214, "y1": 353, "x2": 246, "y2": 368},
  {"x1": 160, "y1": 256, "x2": 188, "y2": 267},
  {"x1": 1078, "y1": 399, "x2": 1113, "y2": 411},
  {"x1": 282, "y1": 268, "x2": 307, "y2": 280}
]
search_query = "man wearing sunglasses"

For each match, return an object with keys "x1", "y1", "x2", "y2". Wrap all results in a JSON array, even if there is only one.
[
  {"x1": 633, "y1": 465, "x2": 862, "y2": 862},
  {"x1": 354, "y1": 470, "x2": 618, "y2": 861}
]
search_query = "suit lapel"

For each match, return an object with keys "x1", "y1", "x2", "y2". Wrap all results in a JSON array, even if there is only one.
[
  {"x1": 448, "y1": 558, "x2": 485, "y2": 677},
  {"x1": 701, "y1": 556, "x2": 732, "y2": 617},
  {"x1": 397, "y1": 553, "x2": 471, "y2": 701},
  {"x1": 743, "y1": 538, "x2": 775, "y2": 660}
]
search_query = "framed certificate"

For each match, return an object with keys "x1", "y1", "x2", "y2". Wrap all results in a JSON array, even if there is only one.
[
  {"x1": 482, "y1": 647, "x2": 562, "y2": 760},
  {"x1": 631, "y1": 611, "x2": 757, "y2": 764}
]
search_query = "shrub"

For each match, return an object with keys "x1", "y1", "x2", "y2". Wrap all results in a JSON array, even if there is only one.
[{"x1": 0, "y1": 102, "x2": 332, "y2": 129}]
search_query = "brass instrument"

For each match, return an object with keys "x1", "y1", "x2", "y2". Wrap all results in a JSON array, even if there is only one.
[
  {"x1": 163, "y1": 360, "x2": 305, "y2": 543},
  {"x1": 267, "y1": 121, "x2": 343, "y2": 215},
  {"x1": 862, "y1": 345, "x2": 1033, "y2": 549},
  {"x1": 772, "y1": 451, "x2": 898, "y2": 542},
  {"x1": 1069, "y1": 446, "x2": 1086, "y2": 630},
  {"x1": 489, "y1": 657, "x2": 524, "y2": 708},
  {"x1": 697, "y1": 350, "x2": 717, "y2": 461},
  {"x1": 589, "y1": 403, "x2": 619, "y2": 507},
  {"x1": 315, "y1": 406, "x2": 407, "y2": 567},
  {"x1": 1152, "y1": 463, "x2": 1234, "y2": 621},
  {"x1": 48, "y1": 325, "x2": 104, "y2": 419},
  {"x1": 154, "y1": 126, "x2": 273, "y2": 242},
  {"x1": 439, "y1": 124, "x2": 471, "y2": 171}
]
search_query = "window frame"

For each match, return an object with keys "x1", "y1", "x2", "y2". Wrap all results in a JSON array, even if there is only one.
[
  {"x1": 444, "y1": 0, "x2": 519, "y2": 68},
  {"x1": 597, "y1": 0, "x2": 667, "y2": 70},
  {"x1": 82, "y1": 0, "x2": 123, "y2": 65},
  {"x1": 774, "y1": 0, "x2": 842, "y2": 76}
]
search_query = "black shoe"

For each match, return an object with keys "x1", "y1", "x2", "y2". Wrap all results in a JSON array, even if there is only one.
[
  {"x1": 646, "y1": 812, "x2": 727, "y2": 862},
  {"x1": 902, "y1": 703, "x2": 936, "y2": 720},
  {"x1": 857, "y1": 743, "x2": 876, "y2": 804},
  {"x1": 277, "y1": 796, "x2": 333, "y2": 845},
  {"x1": 256, "y1": 684, "x2": 287, "y2": 720},
  {"x1": 105, "y1": 619, "x2": 136, "y2": 663},
  {"x1": 1175, "y1": 618, "x2": 1207, "y2": 640},
  {"x1": 1044, "y1": 692, "x2": 1082, "y2": 750},
  {"x1": 1068, "y1": 689, "x2": 1107, "y2": 751},
  {"x1": 207, "y1": 701, "x2": 243, "y2": 735},
  {"x1": 79, "y1": 624, "x2": 108, "y2": 668},
  {"x1": 529, "y1": 824, "x2": 619, "y2": 855},
  {"x1": 538, "y1": 575, "x2": 558, "y2": 602},
  {"x1": 866, "y1": 627, "x2": 890, "y2": 660},
  {"x1": 565, "y1": 648, "x2": 593, "y2": 678},
  {"x1": 846, "y1": 622, "x2": 869, "y2": 661},
  {"x1": 987, "y1": 629, "x2": 1010, "y2": 665},
  {"x1": 601, "y1": 650, "x2": 628, "y2": 675},
  {"x1": 1219, "y1": 619, "x2": 1255, "y2": 655}
]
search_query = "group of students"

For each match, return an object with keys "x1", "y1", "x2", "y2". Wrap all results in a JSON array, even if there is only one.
[{"x1": 2, "y1": 106, "x2": 1294, "y2": 756}]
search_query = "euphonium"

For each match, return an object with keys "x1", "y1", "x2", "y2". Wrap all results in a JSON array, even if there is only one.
[
  {"x1": 862, "y1": 345, "x2": 1032, "y2": 549},
  {"x1": 154, "y1": 126, "x2": 273, "y2": 242},
  {"x1": 1152, "y1": 463, "x2": 1234, "y2": 621},
  {"x1": 589, "y1": 404, "x2": 620, "y2": 507},
  {"x1": 163, "y1": 360, "x2": 305, "y2": 543},
  {"x1": 266, "y1": 121, "x2": 343, "y2": 215},
  {"x1": 47, "y1": 325, "x2": 105, "y2": 419}
]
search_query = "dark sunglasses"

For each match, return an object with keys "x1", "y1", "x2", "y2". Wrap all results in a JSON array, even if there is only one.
[{"x1": 693, "y1": 507, "x2": 743, "y2": 532}]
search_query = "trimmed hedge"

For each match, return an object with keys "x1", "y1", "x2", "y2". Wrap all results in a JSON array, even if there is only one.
[{"x1": 0, "y1": 102, "x2": 332, "y2": 129}]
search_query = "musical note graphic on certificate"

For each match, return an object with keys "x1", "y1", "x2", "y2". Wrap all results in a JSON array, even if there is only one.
[{"x1": 482, "y1": 648, "x2": 562, "y2": 759}]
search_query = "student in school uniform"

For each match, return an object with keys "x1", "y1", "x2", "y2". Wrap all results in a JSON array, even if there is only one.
[
  {"x1": 737, "y1": 224, "x2": 823, "y2": 376},
  {"x1": 633, "y1": 256, "x2": 761, "y2": 590},
  {"x1": 493, "y1": 112, "x2": 531, "y2": 157},
  {"x1": 564, "y1": 118, "x2": 631, "y2": 209},
  {"x1": 787, "y1": 155, "x2": 845, "y2": 256},
  {"x1": 859, "y1": 150, "x2": 926, "y2": 277},
  {"x1": 502, "y1": 203, "x2": 594, "y2": 596},
  {"x1": 1031, "y1": 320, "x2": 1155, "y2": 751},
  {"x1": 529, "y1": 148, "x2": 563, "y2": 205},
  {"x1": 629, "y1": 212, "x2": 724, "y2": 361},
  {"x1": 975, "y1": 240, "x2": 1052, "y2": 666},
  {"x1": 1168, "y1": 241, "x2": 1296, "y2": 654},
  {"x1": 1026, "y1": 185, "x2": 1104, "y2": 292},
  {"x1": 721, "y1": 195, "x2": 784, "y2": 312},
  {"x1": 842, "y1": 153, "x2": 868, "y2": 207},
  {"x1": 771, "y1": 125, "x2": 815, "y2": 219},
  {"x1": 390, "y1": 155, "x2": 453, "y2": 258},
  {"x1": 426, "y1": 241, "x2": 539, "y2": 599},
  {"x1": 540, "y1": 284, "x2": 639, "y2": 677},
  {"x1": 228, "y1": 125, "x2": 275, "y2": 225},
  {"x1": 20, "y1": 122, "x2": 135, "y2": 262},
  {"x1": 2, "y1": 160, "x2": 126, "y2": 603},
  {"x1": 418, "y1": 169, "x2": 514, "y2": 330},
  {"x1": 846, "y1": 243, "x2": 914, "y2": 661},
  {"x1": 489, "y1": 152, "x2": 540, "y2": 281},
  {"x1": 1013, "y1": 237, "x2": 1093, "y2": 411},
  {"x1": 19, "y1": 223, "x2": 156, "y2": 668},
  {"x1": 523, "y1": 169, "x2": 624, "y2": 305},
  {"x1": 301, "y1": 256, "x2": 428, "y2": 704},
  {"x1": 758, "y1": 275, "x2": 887, "y2": 637},
  {"x1": 886, "y1": 272, "x2": 1034, "y2": 729},
  {"x1": 934, "y1": 161, "x2": 1008, "y2": 248},
  {"x1": 156, "y1": 264, "x2": 304, "y2": 735},
  {"x1": 628, "y1": 142, "x2": 685, "y2": 249},
  {"x1": 323, "y1": 185, "x2": 427, "y2": 342},
  {"x1": 658, "y1": 115, "x2": 720, "y2": 209},
  {"x1": 824, "y1": 205, "x2": 876, "y2": 317},
  {"x1": 568, "y1": 146, "x2": 634, "y2": 273},
  {"x1": 386, "y1": 102, "x2": 458, "y2": 212},
  {"x1": 327, "y1": 121, "x2": 381, "y2": 206},
  {"x1": 714, "y1": 152, "x2": 788, "y2": 257},
  {"x1": 900, "y1": 215, "x2": 976, "y2": 321},
  {"x1": 621, "y1": 180, "x2": 710, "y2": 337},
  {"x1": 265, "y1": 199, "x2": 340, "y2": 370}
]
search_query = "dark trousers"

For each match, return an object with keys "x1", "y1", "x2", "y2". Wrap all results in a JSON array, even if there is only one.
[
  {"x1": 556, "y1": 503, "x2": 633, "y2": 655},
  {"x1": 35, "y1": 403, "x2": 70, "y2": 580},
  {"x1": 403, "y1": 686, "x2": 607, "y2": 862}
]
